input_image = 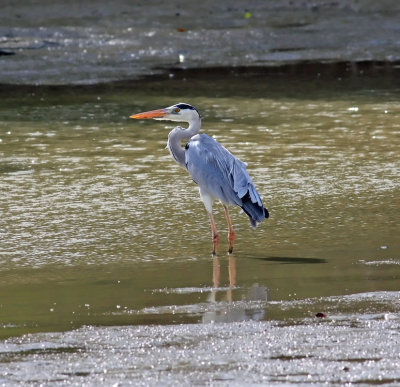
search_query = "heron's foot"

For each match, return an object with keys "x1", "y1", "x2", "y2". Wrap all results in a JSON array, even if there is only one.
[
  {"x1": 228, "y1": 230, "x2": 235, "y2": 255},
  {"x1": 212, "y1": 233, "x2": 220, "y2": 256}
]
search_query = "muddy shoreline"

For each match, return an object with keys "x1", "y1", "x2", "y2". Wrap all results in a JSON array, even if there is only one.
[{"x1": 1, "y1": 0, "x2": 400, "y2": 85}]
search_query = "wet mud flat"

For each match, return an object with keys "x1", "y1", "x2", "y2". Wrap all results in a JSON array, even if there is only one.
[
  {"x1": 1, "y1": 0, "x2": 400, "y2": 84},
  {"x1": 1, "y1": 309, "x2": 400, "y2": 385}
]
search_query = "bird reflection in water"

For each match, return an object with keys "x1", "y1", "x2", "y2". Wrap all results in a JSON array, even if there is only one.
[
  {"x1": 211, "y1": 255, "x2": 236, "y2": 299},
  {"x1": 202, "y1": 255, "x2": 267, "y2": 323}
]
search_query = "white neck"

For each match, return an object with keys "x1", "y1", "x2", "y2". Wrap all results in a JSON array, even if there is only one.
[{"x1": 167, "y1": 116, "x2": 201, "y2": 168}]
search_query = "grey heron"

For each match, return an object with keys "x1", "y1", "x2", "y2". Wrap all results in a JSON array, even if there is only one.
[{"x1": 130, "y1": 103, "x2": 268, "y2": 255}]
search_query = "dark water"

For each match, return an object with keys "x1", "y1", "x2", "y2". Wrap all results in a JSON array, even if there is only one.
[{"x1": 1, "y1": 72, "x2": 400, "y2": 384}]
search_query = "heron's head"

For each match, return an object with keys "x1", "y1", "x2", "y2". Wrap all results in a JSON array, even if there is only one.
[{"x1": 130, "y1": 103, "x2": 200, "y2": 123}]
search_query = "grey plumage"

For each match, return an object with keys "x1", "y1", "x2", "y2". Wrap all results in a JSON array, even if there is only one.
[
  {"x1": 185, "y1": 133, "x2": 268, "y2": 228},
  {"x1": 130, "y1": 102, "x2": 268, "y2": 254}
]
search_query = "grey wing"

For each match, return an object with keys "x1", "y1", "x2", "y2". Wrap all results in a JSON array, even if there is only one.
[{"x1": 185, "y1": 134, "x2": 268, "y2": 225}]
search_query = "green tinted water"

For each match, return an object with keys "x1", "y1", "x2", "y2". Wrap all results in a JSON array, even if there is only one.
[{"x1": 0, "y1": 72, "x2": 399, "y2": 340}]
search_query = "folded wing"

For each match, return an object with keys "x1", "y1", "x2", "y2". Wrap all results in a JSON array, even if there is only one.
[{"x1": 185, "y1": 134, "x2": 268, "y2": 228}]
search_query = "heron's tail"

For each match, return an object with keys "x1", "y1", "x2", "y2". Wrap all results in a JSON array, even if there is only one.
[{"x1": 240, "y1": 191, "x2": 269, "y2": 230}]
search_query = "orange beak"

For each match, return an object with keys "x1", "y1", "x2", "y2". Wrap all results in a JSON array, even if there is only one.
[{"x1": 130, "y1": 109, "x2": 166, "y2": 119}]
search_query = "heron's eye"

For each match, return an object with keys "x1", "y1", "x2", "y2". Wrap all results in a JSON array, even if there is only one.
[{"x1": 174, "y1": 107, "x2": 180, "y2": 113}]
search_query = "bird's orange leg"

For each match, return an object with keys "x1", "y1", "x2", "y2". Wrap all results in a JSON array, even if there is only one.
[
  {"x1": 223, "y1": 205, "x2": 235, "y2": 254},
  {"x1": 208, "y1": 213, "x2": 220, "y2": 256}
]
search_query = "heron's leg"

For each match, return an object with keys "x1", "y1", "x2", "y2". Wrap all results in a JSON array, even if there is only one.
[
  {"x1": 208, "y1": 212, "x2": 220, "y2": 256},
  {"x1": 223, "y1": 205, "x2": 235, "y2": 254}
]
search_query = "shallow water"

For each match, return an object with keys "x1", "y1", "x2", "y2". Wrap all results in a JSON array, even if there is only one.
[{"x1": 1, "y1": 72, "x2": 400, "y2": 384}]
